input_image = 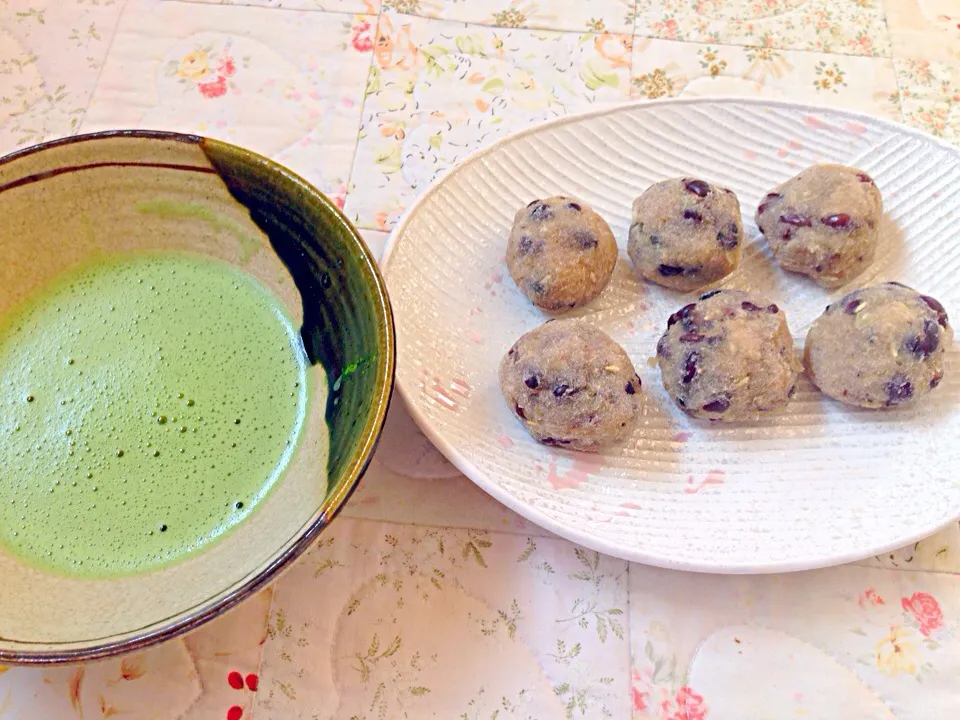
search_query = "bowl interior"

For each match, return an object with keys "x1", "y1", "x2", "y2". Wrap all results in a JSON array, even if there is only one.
[{"x1": 0, "y1": 131, "x2": 393, "y2": 661}]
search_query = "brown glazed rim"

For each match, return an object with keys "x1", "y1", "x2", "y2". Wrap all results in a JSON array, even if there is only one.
[{"x1": 0, "y1": 130, "x2": 395, "y2": 664}]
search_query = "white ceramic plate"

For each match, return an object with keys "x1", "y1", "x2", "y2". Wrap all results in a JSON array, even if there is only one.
[{"x1": 381, "y1": 98, "x2": 960, "y2": 573}]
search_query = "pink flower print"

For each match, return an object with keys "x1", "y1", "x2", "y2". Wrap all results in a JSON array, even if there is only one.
[
  {"x1": 666, "y1": 686, "x2": 708, "y2": 720},
  {"x1": 858, "y1": 588, "x2": 885, "y2": 608},
  {"x1": 631, "y1": 668, "x2": 649, "y2": 711},
  {"x1": 330, "y1": 184, "x2": 347, "y2": 210},
  {"x1": 174, "y1": 47, "x2": 239, "y2": 100},
  {"x1": 352, "y1": 21, "x2": 374, "y2": 52},
  {"x1": 181, "y1": 51, "x2": 236, "y2": 99},
  {"x1": 902, "y1": 592, "x2": 944, "y2": 637},
  {"x1": 633, "y1": 686, "x2": 649, "y2": 711},
  {"x1": 217, "y1": 56, "x2": 237, "y2": 77},
  {"x1": 654, "y1": 17, "x2": 679, "y2": 40},
  {"x1": 198, "y1": 75, "x2": 228, "y2": 99}
]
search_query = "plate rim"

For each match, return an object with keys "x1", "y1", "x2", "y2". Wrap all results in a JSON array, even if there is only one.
[{"x1": 381, "y1": 96, "x2": 960, "y2": 574}]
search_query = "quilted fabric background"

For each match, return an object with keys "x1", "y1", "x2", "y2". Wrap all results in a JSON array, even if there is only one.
[{"x1": 1, "y1": 0, "x2": 959, "y2": 716}]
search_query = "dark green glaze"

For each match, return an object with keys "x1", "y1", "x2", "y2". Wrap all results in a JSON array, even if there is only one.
[{"x1": 199, "y1": 138, "x2": 396, "y2": 504}]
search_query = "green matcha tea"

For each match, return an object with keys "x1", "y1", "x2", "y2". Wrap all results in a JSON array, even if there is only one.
[{"x1": 0, "y1": 252, "x2": 311, "y2": 577}]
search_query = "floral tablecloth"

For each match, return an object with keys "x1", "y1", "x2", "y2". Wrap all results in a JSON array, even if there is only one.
[{"x1": 2, "y1": 0, "x2": 960, "y2": 717}]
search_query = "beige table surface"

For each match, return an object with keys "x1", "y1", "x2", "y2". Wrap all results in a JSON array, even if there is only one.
[{"x1": 1, "y1": 0, "x2": 959, "y2": 717}]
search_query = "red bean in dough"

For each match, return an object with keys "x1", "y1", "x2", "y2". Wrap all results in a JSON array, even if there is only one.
[
  {"x1": 506, "y1": 196, "x2": 618, "y2": 311},
  {"x1": 628, "y1": 177, "x2": 743, "y2": 292},
  {"x1": 499, "y1": 319, "x2": 642, "y2": 452},
  {"x1": 657, "y1": 289, "x2": 801, "y2": 421},
  {"x1": 756, "y1": 164, "x2": 882, "y2": 288},
  {"x1": 804, "y1": 283, "x2": 951, "y2": 408}
]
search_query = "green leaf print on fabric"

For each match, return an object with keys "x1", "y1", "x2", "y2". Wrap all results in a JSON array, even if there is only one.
[
  {"x1": 480, "y1": 600, "x2": 522, "y2": 640},
  {"x1": 482, "y1": 77, "x2": 505, "y2": 94},
  {"x1": 549, "y1": 639, "x2": 582, "y2": 665},
  {"x1": 581, "y1": 58, "x2": 619, "y2": 90},
  {"x1": 517, "y1": 538, "x2": 537, "y2": 563},
  {"x1": 460, "y1": 532, "x2": 493, "y2": 567},
  {"x1": 557, "y1": 599, "x2": 624, "y2": 642},
  {"x1": 354, "y1": 634, "x2": 403, "y2": 683}
]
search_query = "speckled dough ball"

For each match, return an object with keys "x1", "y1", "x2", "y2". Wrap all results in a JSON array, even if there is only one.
[
  {"x1": 756, "y1": 164, "x2": 882, "y2": 288},
  {"x1": 656, "y1": 289, "x2": 802, "y2": 421},
  {"x1": 804, "y1": 283, "x2": 951, "y2": 408},
  {"x1": 499, "y1": 319, "x2": 642, "y2": 451},
  {"x1": 506, "y1": 196, "x2": 618, "y2": 311},
  {"x1": 628, "y1": 177, "x2": 743, "y2": 292}
]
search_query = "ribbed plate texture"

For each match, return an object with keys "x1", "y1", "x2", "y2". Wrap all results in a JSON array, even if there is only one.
[{"x1": 383, "y1": 98, "x2": 960, "y2": 573}]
